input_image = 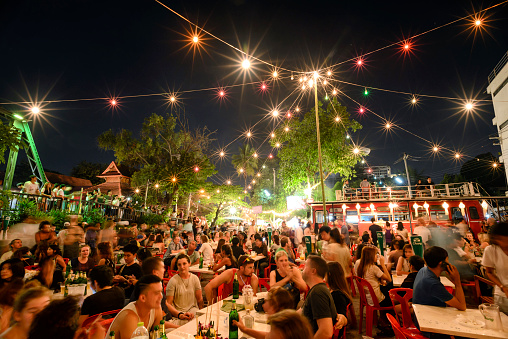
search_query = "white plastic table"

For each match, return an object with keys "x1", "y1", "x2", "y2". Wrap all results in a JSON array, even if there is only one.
[
  {"x1": 412, "y1": 304, "x2": 508, "y2": 339},
  {"x1": 392, "y1": 274, "x2": 455, "y2": 288},
  {"x1": 188, "y1": 264, "x2": 224, "y2": 275},
  {"x1": 166, "y1": 292, "x2": 270, "y2": 338}
]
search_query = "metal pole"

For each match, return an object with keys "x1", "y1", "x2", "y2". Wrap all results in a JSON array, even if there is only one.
[
  {"x1": 403, "y1": 153, "x2": 412, "y2": 198},
  {"x1": 144, "y1": 180, "x2": 149, "y2": 208},
  {"x1": 273, "y1": 168, "x2": 276, "y2": 190},
  {"x1": 314, "y1": 79, "x2": 327, "y2": 223}
]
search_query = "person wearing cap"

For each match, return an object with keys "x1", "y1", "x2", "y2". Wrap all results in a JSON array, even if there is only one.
[
  {"x1": 23, "y1": 175, "x2": 40, "y2": 196},
  {"x1": 0, "y1": 239, "x2": 22, "y2": 264},
  {"x1": 204, "y1": 255, "x2": 258, "y2": 303}
]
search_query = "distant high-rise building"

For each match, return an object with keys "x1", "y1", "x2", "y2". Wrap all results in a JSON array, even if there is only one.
[
  {"x1": 364, "y1": 165, "x2": 391, "y2": 178},
  {"x1": 487, "y1": 51, "x2": 508, "y2": 187}
]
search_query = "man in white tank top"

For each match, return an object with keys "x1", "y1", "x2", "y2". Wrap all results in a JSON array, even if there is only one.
[{"x1": 107, "y1": 275, "x2": 165, "y2": 339}]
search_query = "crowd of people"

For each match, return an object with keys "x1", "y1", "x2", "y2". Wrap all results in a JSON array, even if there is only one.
[{"x1": 0, "y1": 213, "x2": 505, "y2": 339}]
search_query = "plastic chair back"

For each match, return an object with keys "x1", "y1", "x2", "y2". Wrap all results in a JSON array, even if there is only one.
[
  {"x1": 82, "y1": 309, "x2": 121, "y2": 328},
  {"x1": 386, "y1": 313, "x2": 408, "y2": 339},
  {"x1": 258, "y1": 278, "x2": 271, "y2": 292},
  {"x1": 388, "y1": 288, "x2": 415, "y2": 329},
  {"x1": 354, "y1": 276, "x2": 382, "y2": 308}
]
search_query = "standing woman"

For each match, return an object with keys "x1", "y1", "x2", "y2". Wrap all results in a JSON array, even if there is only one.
[
  {"x1": 384, "y1": 221, "x2": 393, "y2": 246},
  {"x1": 39, "y1": 182, "x2": 53, "y2": 212},
  {"x1": 395, "y1": 221, "x2": 409, "y2": 243},
  {"x1": 323, "y1": 229, "x2": 352, "y2": 278},
  {"x1": 98, "y1": 220, "x2": 117, "y2": 247},
  {"x1": 45, "y1": 244, "x2": 67, "y2": 285},
  {"x1": 396, "y1": 244, "x2": 414, "y2": 276}
]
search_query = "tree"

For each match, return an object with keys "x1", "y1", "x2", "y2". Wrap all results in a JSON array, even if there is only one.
[
  {"x1": 250, "y1": 158, "x2": 288, "y2": 212},
  {"x1": 271, "y1": 98, "x2": 362, "y2": 197},
  {"x1": 98, "y1": 113, "x2": 217, "y2": 208},
  {"x1": 231, "y1": 144, "x2": 258, "y2": 188},
  {"x1": 200, "y1": 184, "x2": 247, "y2": 227},
  {"x1": 70, "y1": 161, "x2": 107, "y2": 185},
  {"x1": 0, "y1": 119, "x2": 24, "y2": 164}
]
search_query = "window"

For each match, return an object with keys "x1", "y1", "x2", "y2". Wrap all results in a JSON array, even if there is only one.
[
  {"x1": 315, "y1": 211, "x2": 324, "y2": 224},
  {"x1": 469, "y1": 206, "x2": 480, "y2": 220}
]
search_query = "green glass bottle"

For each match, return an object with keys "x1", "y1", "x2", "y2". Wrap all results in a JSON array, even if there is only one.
[
  {"x1": 199, "y1": 252, "x2": 204, "y2": 269},
  {"x1": 109, "y1": 331, "x2": 115, "y2": 339},
  {"x1": 229, "y1": 300, "x2": 239, "y2": 339},
  {"x1": 232, "y1": 272, "x2": 239, "y2": 299}
]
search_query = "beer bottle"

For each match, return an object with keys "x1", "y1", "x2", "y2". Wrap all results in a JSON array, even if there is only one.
[
  {"x1": 232, "y1": 272, "x2": 239, "y2": 299},
  {"x1": 109, "y1": 331, "x2": 115, "y2": 339},
  {"x1": 229, "y1": 300, "x2": 239, "y2": 339},
  {"x1": 199, "y1": 252, "x2": 204, "y2": 269}
]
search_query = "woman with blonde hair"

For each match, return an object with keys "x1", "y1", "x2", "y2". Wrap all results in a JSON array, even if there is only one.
[{"x1": 269, "y1": 250, "x2": 306, "y2": 308}]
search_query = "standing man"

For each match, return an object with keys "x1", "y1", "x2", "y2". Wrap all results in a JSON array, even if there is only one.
[
  {"x1": 300, "y1": 255, "x2": 337, "y2": 338},
  {"x1": 23, "y1": 175, "x2": 40, "y2": 196},
  {"x1": 483, "y1": 222, "x2": 508, "y2": 315},
  {"x1": 368, "y1": 218, "x2": 383, "y2": 247},
  {"x1": 413, "y1": 218, "x2": 432, "y2": 247},
  {"x1": 360, "y1": 178, "x2": 370, "y2": 199}
]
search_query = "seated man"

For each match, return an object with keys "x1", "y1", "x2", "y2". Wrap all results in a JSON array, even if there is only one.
[
  {"x1": 401, "y1": 255, "x2": 426, "y2": 289},
  {"x1": 0, "y1": 239, "x2": 22, "y2": 264},
  {"x1": 170, "y1": 240, "x2": 199, "y2": 270},
  {"x1": 413, "y1": 246, "x2": 466, "y2": 311},
  {"x1": 107, "y1": 275, "x2": 165, "y2": 339},
  {"x1": 446, "y1": 233, "x2": 475, "y2": 281},
  {"x1": 166, "y1": 253, "x2": 203, "y2": 325},
  {"x1": 252, "y1": 235, "x2": 268, "y2": 277},
  {"x1": 276, "y1": 236, "x2": 295, "y2": 264},
  {"x1": 79, "y1": 265, "x2": 125, "y2": 325},
  {"x1": 299, "y1": 255, "x2": 337, "y2": 339},
  {"x1": 204, "y1": 255, "x2": 258, "y2": 303},
  {"x1": 113, "y1": 243, "x2": 142, "y2": 299}
]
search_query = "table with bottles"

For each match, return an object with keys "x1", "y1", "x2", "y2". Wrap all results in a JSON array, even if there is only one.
[
  {"x1": 166, "y1": 292, "x2": 270, "y2": 339},
  {"x1": 189, "y1": 264, "x2": 225, "y2": 275}
]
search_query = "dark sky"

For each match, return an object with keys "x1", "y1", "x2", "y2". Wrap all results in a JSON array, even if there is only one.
[{"x1": 1, "y1": 0, "x2": 507, "y2": 185}]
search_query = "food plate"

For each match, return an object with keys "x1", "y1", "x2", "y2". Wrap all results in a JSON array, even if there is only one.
[{"x1": 456, "y1": 314, "x2": 485, "y2": 329}]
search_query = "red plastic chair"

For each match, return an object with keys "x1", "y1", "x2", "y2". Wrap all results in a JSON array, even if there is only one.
[
  {"x1": 258, "y1": 278, "x2": 271, "y2": 292},
  {"x1": 347, "y1": 275, "x2": 356, "y2": 297},
  {"x1": 81, "y1": 309, "x2": 122, "y2": 328},
  {"x1": 386, "y1": 313, "x2": 408, "y2": 339},
  {"x1": 354, "y1": 276, "x2": 394, "y2": 337},
  {"x1": 264, "y1": 263, "x2": 276, "y2": 278},
  {"x1": 25, "y1": 265, "x2": 39, "y2": 271},
  {"x1": 63, "y1": 258, "x2": 70, "y2": 265},
  {"x1": 388, "y1": 288, "x2": 415, "y2": 329},
  {"x1": 162, "y1": 278, "x2": 170, "y2": 294},
  {"x1": 167, "y1": 269, "x2": 179, "y2": 278}
]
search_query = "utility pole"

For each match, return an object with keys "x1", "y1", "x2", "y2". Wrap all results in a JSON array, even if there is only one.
[
  {"x1": 314, "y1": 74, "x2": 328, "y2": 223},
  {"x1": 403, "y1": 153, "x2": 412, "y2": 198},
  {"x1": 144, "y1": 180, "x2": 150, "y2": 208}
]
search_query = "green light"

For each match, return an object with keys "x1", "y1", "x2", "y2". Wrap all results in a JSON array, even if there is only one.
[
  {"x1": 364, "y1": 88, "x2": 369, "y2": 96},
  {"x1": 324, "y1": 95, "x2": 329, "y2": 100},
  {"x1": 13, "y1": 114, "x2": 23, "y2": 120}
]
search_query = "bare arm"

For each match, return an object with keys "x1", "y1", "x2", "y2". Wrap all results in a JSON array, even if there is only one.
[
  {"x1": 57, "y1": 255, "x2": 67, "y2": 271},
  {"x1": 444, "y1": 265, "x2": 466, "y2": 311},
  {"x1": 251, "y1": 274, "x2": 259, "y2": 295},
  {"x1": 165, "y1": 295, "x2": 180, "y2": 317},
  {"x1": 314, "y1": 317, "x2": 334, "y2": 339},
  {"x1": 485, "y1": 267, "x2": 508, "y2": 297},
  {"x1": 195, "y1": 289, "x2": 204, "y2": 309},
  {"x1": 204, "y1": 269, "x2": 233, "y2": 303},
  {"x1": 270, "y1": 269, "x2": 291, "y2": 289},
  {"x1": 290, "y1": 267, "x2": 308, "y2": 291},
  {"x1": 379, "y1": 257, "x2": 392, "y2": 282},
  {"x1": 212, "y1": 258, "x2": 230, "y2": 272},
  {"x1": 396, "y1": 257, "x2": 409, "y2": 275}
]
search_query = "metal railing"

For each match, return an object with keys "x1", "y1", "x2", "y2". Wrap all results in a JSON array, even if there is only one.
[
  {"x1": 488, "y1": 51, "x2": 508, "y2": 84},
  {"x1": 338, "y1": 182, "x2": 481, "y2": 201},
  {"x1": 0, "y1": 191, "x2": 161, "y2": 223}
]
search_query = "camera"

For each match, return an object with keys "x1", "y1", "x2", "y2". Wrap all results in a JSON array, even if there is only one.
[{"x1": 254, "y1": 298, "x2": 265, "y2": 313}]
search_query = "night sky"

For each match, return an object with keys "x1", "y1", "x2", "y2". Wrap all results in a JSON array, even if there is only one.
[{"x1": 1, "y1": 0, "x2": 507, "y2": 185}]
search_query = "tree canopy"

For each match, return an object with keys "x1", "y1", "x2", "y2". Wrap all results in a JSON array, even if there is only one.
[
  {"x1": 98, "y1": 113, "x2": 217, "y2": 206},
  {"x1": 0, "y1": 119, "x2": 24, "y2": 164},
  {"x1": 270, "y1": 98, "x2": 362, "y2": 196},
  {"x1": 231, "y1": 144, "x2": 258, "y2": 188},
  {"x1": 70, "y1": 161, "x2": 107, "y2": 185},
  {"x1": 201, "y1": 184, "x2": 247, "y2": 227}
]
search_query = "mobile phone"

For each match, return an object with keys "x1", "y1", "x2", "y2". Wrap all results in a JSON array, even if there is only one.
[{"x1": 440, "y1": 261, "x2": 450, "y2": 271}]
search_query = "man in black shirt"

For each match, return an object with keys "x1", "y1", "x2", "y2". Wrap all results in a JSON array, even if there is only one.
[
  {"x1": 300, "y1": 255, "x2": 337, "y2": 338},
  {"x1": 252, "y1": 235, "x2": 268, "y2": 277},
  {"x1": 401, "y1": 255, "x2": 425, "y2": 289},
  {"x1": 231, "y1": 237, "x2": 244, "y2": 260},
  {"x1": 368, "y1": 218, "x2": 383, "y2": 247},
  {"x1": 79, "y1": 265, "x2": 125, "y2": 325},
  {"x1": 113, "y1": 243, "x2": 142, "y2": 298}
]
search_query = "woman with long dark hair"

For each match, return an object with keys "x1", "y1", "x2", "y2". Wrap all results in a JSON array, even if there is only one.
[
  {"x1": 212, "y1": 244, "x2": 237, "y2": 272},
  {"x1": 395, "y1": 222, "x2": 408, "y2": 242},
  {"x1": 326, "y1": 261, "x2": 351, "y2": 338},
  {"x1": 396, "y1": 244, "x2": 414, "y2": 276},
  {"x1": 0, "y1": 259, "x2": 25, "y2": 289},
  {"x1": 97, "y1": 241, "x2": 115, "y2": 271}
]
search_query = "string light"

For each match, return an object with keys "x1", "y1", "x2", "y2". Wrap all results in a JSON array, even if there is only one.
[
  {"x1": 252, "y1": 179, "x2": 256, "y2": 184},
  {"x1": 270, "y1": 132, "x2": 275, "y2": 138},
  {"x1": 272, "y1": 71, "x2": 278, "y2": 78},
  {"x1": 272, "y1": 110, "x2": 279, "y2": 117},
  {"x1": 493, "y1": 162, "x2": 498, "y2": 168},
  {"x1": 247, "y1": 185, "x2": 252, "y2": 189},
  {"x1": 241, "y1": 59, "x2": 251, "y2": 69},
  {"x1": 364, "y1": 88, "x2": 369, "y2": 96},
  {"x1": 239, "y1": 168, "x2": 244, "y2": 173},
  {"x1": 332, "y1": 89, "x2": 337, "y2": 95},
  {"x1": 31, "y1": 106, "x2": 40, "y2": 114},
  {"x1": 385, "y1": 122, "x2": 392, "y2": 129},
  {"x1": 256, "y1": 173, "x2": 261, "y2": 177},
  {"x1": 327, "y1": 70, "x2": 332, "y2": 76},
  {"x1": 194, "y1": 166, "x2": 200, "y2": 172},
  {"x1": 268, "y1": 154, "x2": 273, "y2": 159},
  {"x1": 275, "y1": 142, "x2": 281, "y2": 148},
  {"x1": 110, "y1": 99, "x2": 117, "y2": 106},
  {"x1": 465, "y1": 102, "x2": 474, "y2": 110},
  {"x1": 358, "y1": 106, "x2": 365, "y2": 114},
  {"x1": 226, "y1": 180, "x2": 231, "y2": 184},
  {"x1": 192, "y1": 35, "x2": 199, "y2": 43},
  {"x1": 155, "y1": 183, "x2": 159, "y2": 188},
  {"x1": 246, "y1": 131, "x2": 252, "y2": 138},
  {"x1": 353, "y1": 147, "x2": 360, "y2": 154},
  {"x1": 262, "y1": 165, "x2": 266, "y2": 169},
  {"x1": 219, "y1": 150, "x2": 225, "y2": 157},
  {"x1": 356, "y1": 58, "x2": 364, "y2": 66},
  {"x1": 335, "y1": 116, "x2": 341, "y2": 122},
  {"x1": 171, "y1": 177, "x2": 177, "y2": 182},
  {"x1": 253, "y1": 152, "x2": 258, "y2": 158},
  {"x1": 432, "y1": 146, "x2": 439, "y2": 153},
  {"x1": 284, "y1": 126, "x2": 289, "y2": 132},
  {"x1": 411, "y1": 96, "x2": 417, "y2": 104},
  {"x1": 286, "y1": 111, "x2": 292, "y2": 118},
  {"x1": 455, "y1": 153, "x2": 461, "y2": 159},
  {"x1": 199, "y1": 189, "x2": 205, "y2": 194},
  {"x1": 135, "y1": 188, "x2": 140, "y2": 193},
  {"x1": 295, "y1": 107, "x2": 300, "y2": 112}
]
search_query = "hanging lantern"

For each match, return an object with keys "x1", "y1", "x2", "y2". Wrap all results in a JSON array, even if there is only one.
[
  {"x1": 413, "y1": 203, "x2": 420, "y2": 217},
  {"x1": 459, "y1": 202, "x2": 466, "y2": 217},
  {"x1": 481, "y1": 200, "x2": 488, "y2": 218},
  {"x1": 442, "y1": 202, "x2": 449, "y2": 216}
]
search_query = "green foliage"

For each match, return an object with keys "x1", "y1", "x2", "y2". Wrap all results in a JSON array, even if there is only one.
[
  {"x1": 271, "y1": 98, "x2": 362, "y2": 197},
  {"x1": 138, "y1": 212, "x2": 165, "y2": 226},
  {"x1": 70, "y1": 161, "x2": 107, "y2": 185},
  {"x1": 83, "y1": 208, "x2": 106, "y2": 227},
  {"x1": 98, "y1": 113, "x2": 217, "y2": 206},
  {"x1": 48, "y1": 209, "x2": 70, "y2": 230},
  {"x1": 231, "y1": 144, "x2": 258, "y2": 187},
  {"x1": 201, "y1": 184, "x2": 247, "y2": 227},
  {"x1": 250, "y1": 158, "x2": 288, "y2": 213},
  {"x1": 0, "y1": 119, "x2": 24, "y2": 164}
]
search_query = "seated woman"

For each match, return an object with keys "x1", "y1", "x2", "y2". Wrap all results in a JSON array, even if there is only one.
[
  {"x1": 212, "y1": 244, "x2": 237, "y2": 272},
  {"x1": 214, "y1": 239, "x2": 226, "y2": 262},
  {"x1": 0, "y1": 278, "x2": 24, "y2": 333},
  {"x1": 326, "y1": 262, "x2": 351, "y2": 338},
  {"x1": 70, "y1": 244, "x2": 95, "y2": 274},
  {"x1": 0, "y1": 287, "x2": 51, "y2": 339},
  {"x1": 387, "y1": 240, "x2": 404, "y2": 271},
  {"x1": 97, "y1": 241, "x2": 116, "y2": 271},
  {"x1": 233, "y1": 287, "x2": 294, "y2": 339},
  {"x1": 153, "y1": 234, "x2": 165, "y2": 253},
  {"x1": 357, "y1": 246, "x2": 392, "y2": 336},
  {"x1": 136, "y1": 247, "x2": 152, "y2": 266},
  {"x1": 0, "y1": 258, "x2": 25, "y2": 288},
  {"x1": 269, "y1": 250, "x2": 306, "y2": 309},
  {"x1": 396, "y1": 244, "x2": 414, "y2": 276}
]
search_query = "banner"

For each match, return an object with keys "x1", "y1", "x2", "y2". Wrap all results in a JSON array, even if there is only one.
[
  {"x1": 252, "y1": 205, "x2": 263, "y2": 214},
  {"x1": 410, "y1": 235, "x2": 424, "y2": 257},
  {"x1": 376, "y1": 231, "x2": 385, "y2": 256}
]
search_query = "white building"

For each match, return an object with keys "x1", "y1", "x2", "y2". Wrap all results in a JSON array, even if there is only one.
[
  {"x1": 364, "y1": 165, "x2": 392, "y2": 178},
  {"x1": 487, "y1": 51, "x2": 508, "y2": 186}
]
